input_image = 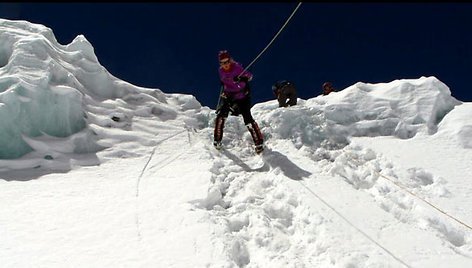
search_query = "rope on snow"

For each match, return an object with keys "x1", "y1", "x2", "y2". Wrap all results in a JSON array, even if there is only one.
[{"x1": 310, "y1": 114, "x2": 472, "y2": 232}]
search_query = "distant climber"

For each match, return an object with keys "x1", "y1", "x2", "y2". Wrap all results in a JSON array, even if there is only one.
[
  {"x1": 272, "y1": 80, "x2": 297, "y2": 107},
  {"x1": 214, "y1": 50, "x2": 264, "y2": 154},
  {"x1": 322, "y1": 82, "x2": 336, "y2": 96}
]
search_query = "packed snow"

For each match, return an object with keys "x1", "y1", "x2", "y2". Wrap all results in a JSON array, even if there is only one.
[{"x1": 1, "y1": 18, "x2": 472, "y2": 268}]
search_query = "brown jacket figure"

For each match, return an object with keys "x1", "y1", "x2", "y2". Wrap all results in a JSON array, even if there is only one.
[
  {"x1": 272, "y1": 80, "x2": 297, "y2": 107},
  {"x1": 322, "y1": 82, "x2": 336, "y2": 95}
]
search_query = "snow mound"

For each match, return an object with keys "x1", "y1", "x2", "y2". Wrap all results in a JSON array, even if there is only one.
[
  {"x1": 0, "y1": 19, "x2": 169, "y2": 160},
  {"x1": 251, "y1": 76, "x2": 460, "y2": 151},
  {"x1": 2, "y1": 19, "x2": 472, "y2": 268},
  {"x1": 0, "y1": 17, "x2": 465, "y2": 170},
  {"x1": 311, "y1": 76, "x2": 460, "y2": 138},
  {"x1": 436, "y1": 103, "x2": 472, "y2": 148}
]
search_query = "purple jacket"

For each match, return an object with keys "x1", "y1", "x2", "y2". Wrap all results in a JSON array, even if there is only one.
[{"x1": 219, "y1": 61, "x2": 253, "y2": 100}]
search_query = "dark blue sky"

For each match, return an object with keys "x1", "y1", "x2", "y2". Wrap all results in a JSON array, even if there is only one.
[{"x1": 1, "y1": 2, "x2": 471, "y2": 108}]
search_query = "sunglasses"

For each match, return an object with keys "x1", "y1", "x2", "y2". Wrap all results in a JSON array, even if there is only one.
[{"x1": 220, "y1": 59, "x2": 231, "y2": 66}]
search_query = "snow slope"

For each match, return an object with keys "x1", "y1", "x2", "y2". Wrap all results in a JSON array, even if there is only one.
[{"x1": 1, "y1": 19, "x2": 472, "y2": 268}]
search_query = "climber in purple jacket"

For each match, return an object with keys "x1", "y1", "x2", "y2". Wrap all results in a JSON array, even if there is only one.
[{"x1": 214, "y1": 50, "x2": 264, "y2": 154}]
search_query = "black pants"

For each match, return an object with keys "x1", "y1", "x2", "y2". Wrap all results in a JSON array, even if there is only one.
[
  {"x1": 217, "y1": 96, "x2": 254, "y2": 124},
  {"x1": 214, "y1": 95, "x2": 263, "y2": 146}
]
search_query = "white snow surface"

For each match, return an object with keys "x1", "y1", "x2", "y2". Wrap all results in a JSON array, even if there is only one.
[{"x1": 1, "y1": 19, "x2": 472, "y2": 268}]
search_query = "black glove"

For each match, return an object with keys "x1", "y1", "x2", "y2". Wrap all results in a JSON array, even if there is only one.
[{"x1": 233, "y1": 76, "x2": 249, "y2": 82}]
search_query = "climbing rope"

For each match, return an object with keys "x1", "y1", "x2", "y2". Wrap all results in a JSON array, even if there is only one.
[
  {"x1": 241, "y1": 2, "x2": 303, "y2": 75},
  {"x1": 216, "y1": 2, "x2": 303, "y2": 111},
  {"x1": 311, "y1": 114, "x2": 472, "y2": 231},
  {"x1": 135, "y1": 129, "x2": 187, "y2": 197},
  {"x1": 135, "y1": 129, "x2": 188, "y2": 240},
  {"x1": 297, "y1": 181, "x2": 412, "y2": 268}
]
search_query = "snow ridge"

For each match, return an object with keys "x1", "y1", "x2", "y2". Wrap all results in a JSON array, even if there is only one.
[
  {"x1": 2, "y1": 18, "x2": 472, "y2": 268},
  {"x1": 0, "y1": 18, "x2": 169, "y2": 164}
]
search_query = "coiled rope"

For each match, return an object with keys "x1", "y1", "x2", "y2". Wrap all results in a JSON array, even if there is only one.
[{"x1": 311, "y1": 114, "x2": 472, "y2": 231}]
